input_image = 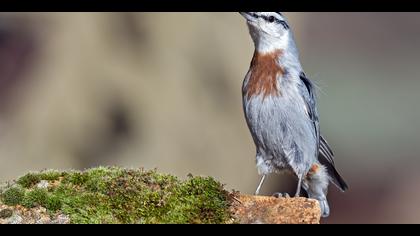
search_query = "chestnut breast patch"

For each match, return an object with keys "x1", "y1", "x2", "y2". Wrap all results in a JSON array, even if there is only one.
[{"x1": 245, "y1": 49, "x2": 284, "y2": 99}]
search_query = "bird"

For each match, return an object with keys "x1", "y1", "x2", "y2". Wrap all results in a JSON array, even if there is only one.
[{"x1": 239, "y1": 12, "x2": 348, "y2": 218}]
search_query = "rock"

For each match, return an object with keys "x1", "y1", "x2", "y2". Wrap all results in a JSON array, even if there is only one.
[
  {"x1": 51, "y1": 214, "x2": 70, "y2": 224},
  {"x1": 0, "y1": 195, "x2": 321, "y2": 224},
  {"x1": 8, "y1": 214, "x2": 23, "y2": 224},
  {"x1": 230, "y1": 195, "x2": 321, "y2": 224},
  {"x1": 36, "y1": 180, "x2": 49, "y2": 189},
  {"x1": 0, "y1": 205, "x2": 69, "y2": 224},
  {"x1": 0, "y1": 167, "x2": 322, "y2": 224}
]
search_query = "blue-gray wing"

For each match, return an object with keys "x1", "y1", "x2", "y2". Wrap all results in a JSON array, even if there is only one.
[
  {"x1": 299, "y1": 72, "x2": 348, "y2": 191},
  {"x1": 298, "y1": 72, "x2": 320, "y2": 152}
]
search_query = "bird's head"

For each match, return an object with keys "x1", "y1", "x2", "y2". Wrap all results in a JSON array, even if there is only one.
[{"x1": 239, "y1": 12, "x2": 291, "y2": 53}]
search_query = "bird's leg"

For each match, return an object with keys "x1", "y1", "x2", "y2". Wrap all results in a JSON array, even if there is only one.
[
  {"x1": 295, "y1": 174, "x2": 304, "y2": 197},
  {"x1": 255, "y1": 175, "x2": 266, "y2": 195}
]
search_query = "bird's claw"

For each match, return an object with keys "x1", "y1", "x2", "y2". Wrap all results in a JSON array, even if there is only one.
[{"x1": 272, "y1": 192, "x2": 290, "y2": 198}]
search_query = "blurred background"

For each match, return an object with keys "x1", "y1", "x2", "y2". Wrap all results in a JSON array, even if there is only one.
[{"x1": 0, "y1": 12, "x2": 419, "y2": 223}]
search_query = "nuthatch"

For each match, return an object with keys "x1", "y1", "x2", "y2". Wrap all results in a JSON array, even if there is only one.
[{"x1": 239, "y1": 12, "x2": 348, "y2": 218}]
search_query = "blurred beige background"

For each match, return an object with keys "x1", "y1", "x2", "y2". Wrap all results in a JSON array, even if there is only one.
[{"x1": 0, "y1": 12, "x2": 420, "y2": 223}]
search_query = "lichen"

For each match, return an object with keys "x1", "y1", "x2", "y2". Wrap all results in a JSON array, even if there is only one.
[{"x1": 0, "y1": 167, "x2": 234, "y2": 224}]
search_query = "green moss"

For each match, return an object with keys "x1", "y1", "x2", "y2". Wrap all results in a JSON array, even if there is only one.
[
  {"x1": 1, "y1": 186, "x2": 25, "y2": 205},
  {"x1": 0, "y1": 167, "x2": 234, "y2": 224},
  {"x1": 62, "y1": 172, "x2": 89, "y2": 186},
  {"x1": 22, "y1": 188, "x2": 49, "y2": 208},
  {"x1": 16, "y1": 170, "x2": 64, "y2": 189},
  {"x1": 45, "y1": 194, "x2": 62, "y2": 212},
  {"x1": 17, "y1": 173, "x2": 41, "y2": 188},
  {"x1": 38, "y1": 170, "x2": 64, "y2": 182}
]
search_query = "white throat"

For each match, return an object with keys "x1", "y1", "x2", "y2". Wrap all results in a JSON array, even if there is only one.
[{"x1": 250, "y1": 28, "x2": 290, "y2": 54}]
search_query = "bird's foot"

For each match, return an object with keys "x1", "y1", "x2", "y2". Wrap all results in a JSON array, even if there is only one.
[
  {"x1": 319, "y1": 200, "x2": 330, "y2": 218},
  {"x1": 272, "y1": 192, "x2": 290, "y2": 198}
]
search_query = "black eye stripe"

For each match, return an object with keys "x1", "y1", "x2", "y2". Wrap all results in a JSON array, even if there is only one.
[
  {"x1": 251, "y1": 13, "x2": 259, "y2": 18},
  {"x1": 248, "y1": 13, "x2": 290, "y2": 30},
  {"x1": 260, "y1": 15, "x2": 290, "y2": 29}
]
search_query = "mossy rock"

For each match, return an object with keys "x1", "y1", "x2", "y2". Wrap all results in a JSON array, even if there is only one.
[{"x1": 0, "y1": 167, "x2": 235, "y2": 224}]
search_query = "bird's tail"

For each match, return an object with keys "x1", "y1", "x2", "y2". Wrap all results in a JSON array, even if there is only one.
[
  {"x1": 318, "y1": 135, "x2": 349, "y2": 192},
  {"x1": 327, "y1": 163, "x2": 349, "y2": 192}
]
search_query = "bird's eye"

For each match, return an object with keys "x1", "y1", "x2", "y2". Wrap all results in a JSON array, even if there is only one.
[{"x1": 268, "y1": 16, "x2": 275, "y2": 23}]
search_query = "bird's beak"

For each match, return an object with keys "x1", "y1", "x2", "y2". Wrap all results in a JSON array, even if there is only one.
[{"x1": 239, "y1": 12, "x2": 258, "y2": 22}]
